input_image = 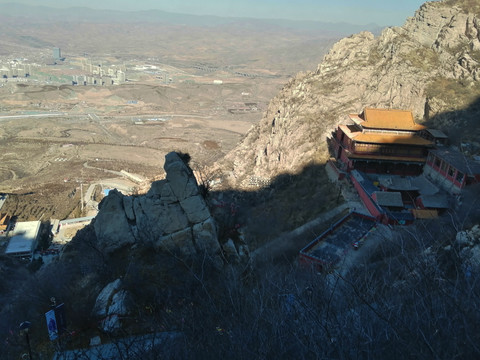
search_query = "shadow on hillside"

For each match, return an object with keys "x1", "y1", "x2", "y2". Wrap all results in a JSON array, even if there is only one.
[
  {"x1": 207, "y1": 161, "x2": 341, "y2": 254},
  {"x1": 424, "y1": 95, "x2": 480, "y2": 145},
  {"x1": 207, "y1": 95, "x2": 480, "y2": 256}
]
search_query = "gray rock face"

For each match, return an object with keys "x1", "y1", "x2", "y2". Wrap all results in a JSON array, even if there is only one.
[
  {"x1": 165, "y1": 152, "x2": 199, "y2": 199},
  {"x1": 180, "y1": 195, "x2": 210, "y2": 223},
  {"x1": 91, "y1": 279, "x2": 123, "y2": 318},
  {"x1": 456, "y1": 224, "x2": 480, "y2": 270},
  {"x1": 156, "y1": 228, "x2": 196, "y2": 257},
  {"x1": 215, "y1": 1, "x2": 480, "y2": 189},
  {"x1": 91, "y1": 279, "x2": 134, "y2": 333},
  {"x1": 93, "y1": 152, "x2": 223, "y2": 264},
  {"x1": 193, "y1": 218, "x2": 221, "y2": 254},
  {"x1": 223, "y1": 238, "x2": 240, "y2": 264},
  {"x1": 108, "y1": 290, "x2": 132, "y2": 317},
  {"x1": 94, "y1": 190, "x2": 135, "y2": 254},
  {"x1": 123, "y1": 196, "x2": 135, "y2": 221}
]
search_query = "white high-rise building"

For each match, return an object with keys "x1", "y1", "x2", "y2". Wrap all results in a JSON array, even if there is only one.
[{"x1": 53, "y1": 47, "x2": 62, "y2": 60}]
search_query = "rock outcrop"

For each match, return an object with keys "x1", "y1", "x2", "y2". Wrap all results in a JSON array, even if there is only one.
[
  {"x1": 91, "y1": 279, "x2": 134, "y2": 333},
  {"x1": 94, "y1": 152, "x2": 223, "y2": 266},
  {"x1": 214, "y1": 0, "x2": 480, "y2": 189},
  {"x1": 456, "y1": 224, "x2": 480, "y2": 271}
]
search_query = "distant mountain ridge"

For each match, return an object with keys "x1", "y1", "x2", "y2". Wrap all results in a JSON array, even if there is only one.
[
  {"x1": 0, "y1": 2, "x2": 382, "y2": 36},
  {"x1": 216, "y1": 0, "x2": 480, "y2": 188}
]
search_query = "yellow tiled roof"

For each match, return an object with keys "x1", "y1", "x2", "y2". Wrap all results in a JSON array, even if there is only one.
[
  {"x1": 338, "y1": 124, "x2": 357, "y2": 138},
  {"x1": 350, "y1": 108, "x2": 426, "y2": 131}
]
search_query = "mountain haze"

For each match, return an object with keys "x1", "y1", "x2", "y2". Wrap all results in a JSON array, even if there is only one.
[
  {"x1": 0, "y1": 2, "x2": 381, "y2": 35},
  {"x1": 0, "y1": 3, "x2": 351, "y2": 77}
]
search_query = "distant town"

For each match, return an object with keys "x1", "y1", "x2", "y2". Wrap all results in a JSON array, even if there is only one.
[
  {"x1": 0, "y1": 46, "x2": 279, "y2": 90},
  {"x1": 1, "y1": 47, "x2": 133, "y2": 87}
]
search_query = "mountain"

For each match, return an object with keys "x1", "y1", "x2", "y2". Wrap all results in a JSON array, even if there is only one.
[
  {"x1": 0, "y1": 2, "x2": 381, "y2": 36},
  {"x1": 216, "y1": 0, "x2": 480, "y2": 188}
]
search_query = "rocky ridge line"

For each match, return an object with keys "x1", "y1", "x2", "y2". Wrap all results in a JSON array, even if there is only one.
[{"x1": 215, "y1": 0, "x2": 480, "y2": 189}]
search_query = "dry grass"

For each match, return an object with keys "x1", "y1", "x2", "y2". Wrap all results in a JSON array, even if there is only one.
[
  {"x1": 426, "y1": 77, "x2": 480, "y2": 107},
  {"x1": 443, "y1": 0, "x2": 480, "y2": 14},
  {"x1": 404, "y1": 48, "x2": 440, "y2": 71},
  {"x1": 203, "y1": 140, "x2": 220, "y2": 150}
]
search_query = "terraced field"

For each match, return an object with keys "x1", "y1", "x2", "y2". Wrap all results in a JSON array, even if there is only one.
[{"x1": 0, "y1": 80, "x2": 263, "y2": 220}]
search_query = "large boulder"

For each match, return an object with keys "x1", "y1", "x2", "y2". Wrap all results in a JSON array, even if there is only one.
[
  {"x1": 164, "y1": 152, "x2": 199, "y2": 199},
  {"x1": 94, "y1": 189, "x2": 135, "y2": 254},
  {"x1": 457, "y1": 224, "x2": 480, "y2": 271},
  {"x1": 193, "y1": 218, "x2": 220, "y2": 254},
  {"x1": 91, "y1": 279, "x2": 122, "y2": 318},
  {"x1": 91, "y1": 279, "x2": 134, "y2": 333},
  {"x1": 93, "y1": 152, "x2": 224, "y2": 265},
  {"x1": 223, "y1": 238, "x2": 240, "y2": 264}
]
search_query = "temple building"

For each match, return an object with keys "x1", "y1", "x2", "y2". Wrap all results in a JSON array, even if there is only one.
[
  {"x1": 424, "y1": 148, "x2": 480, "y2": 194},
  {"x1": 325, "y1": 107, "x2": 480, "y2": 224},
  {"x1": 331, "y1": 108, "x2": 434, "y2": 175}
]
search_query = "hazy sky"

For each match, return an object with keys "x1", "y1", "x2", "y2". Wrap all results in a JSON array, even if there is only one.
[{"x1": 1, "y1": 0, "x2": 433, "y2": 26}]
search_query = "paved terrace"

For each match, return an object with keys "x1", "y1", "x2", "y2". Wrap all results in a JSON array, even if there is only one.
[{"x1": 300, "y1": 213, "x2": 376, "y2": 271}]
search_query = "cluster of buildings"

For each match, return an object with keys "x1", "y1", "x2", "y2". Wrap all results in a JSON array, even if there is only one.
[
  {"x1": 1, "y1": 206, "x2": 94, "y2": 262},
  {"x1": 72, "y1": 59, "x2": 126, "y2": 86},
  {"x1": 328, "y1": 108, "x2": 480, "y2": 223},
  {"x1": 301, "y1": 107, "x2": 480, "y2": 271},
  {"x1": 0, "y1": 61, "x2": 32, "y2": 79}
]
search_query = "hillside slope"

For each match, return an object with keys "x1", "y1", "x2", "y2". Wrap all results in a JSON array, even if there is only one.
[{"x1": 216, "y1": 0, "x2": 480, "y2": 188}]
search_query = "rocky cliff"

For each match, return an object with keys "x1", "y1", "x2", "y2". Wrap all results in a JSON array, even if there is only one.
[
  {"x1": 93, "y1": 152, "x2": 223, "y2": 266},
  {"x1": 216, "y1": 0, "x2": 480, "y2": 189}
]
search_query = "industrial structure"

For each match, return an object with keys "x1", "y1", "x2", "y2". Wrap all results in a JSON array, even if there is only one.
[
  {"x1": 4, "y1": 221, "x2": 41, "y2": 261},
  {"x1": 53, "y1": 47, "x2": 62, "y2": 60},
  {"x1": 50, "y1": 47, "x2": 66, "y2": 63}
]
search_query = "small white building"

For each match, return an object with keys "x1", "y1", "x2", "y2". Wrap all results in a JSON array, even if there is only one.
[
  {"x1": 59, "y1": 216, "x2": 95, "y2": 228},
  {"x1": 5, "y1": 221, "x2": 41, "y2": 260}
]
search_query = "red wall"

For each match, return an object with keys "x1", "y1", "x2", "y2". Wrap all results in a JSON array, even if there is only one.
[{"x1": 350, "y1": 174, "x2": 383, "y2": 219}]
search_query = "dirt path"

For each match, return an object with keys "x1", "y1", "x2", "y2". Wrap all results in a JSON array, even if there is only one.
[{"x1": 83, "y1": 161, "x2": 123, "y2": 177}]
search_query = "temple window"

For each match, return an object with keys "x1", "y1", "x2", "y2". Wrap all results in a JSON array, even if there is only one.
[{"x1": 456, "y1": 171, "x2": 464, "y2": 184}]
